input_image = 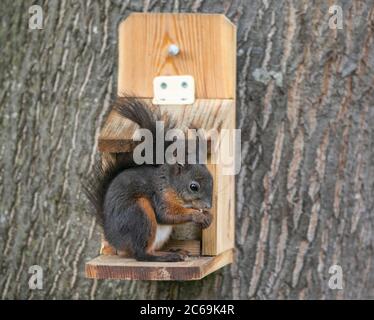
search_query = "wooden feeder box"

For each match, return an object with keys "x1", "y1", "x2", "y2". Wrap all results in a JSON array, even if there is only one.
[{"x1": 85, "y1": 13, "x2": 236, "y2": 281}]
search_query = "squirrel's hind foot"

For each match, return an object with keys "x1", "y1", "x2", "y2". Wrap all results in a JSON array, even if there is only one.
[
  {"x1": 161, "y1": 252, "x2": 187, "y2": 262},
  {"x1": 167, "y1": 248, "x2": 190, "y2": 257}
]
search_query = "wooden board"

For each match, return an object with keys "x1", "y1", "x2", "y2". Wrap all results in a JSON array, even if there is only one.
[
  {"x1": 118, "y1": 13, "x2": 236, "y2": 99},
  {"x1": 203, "y1": 164, "x2": 235, "y2": 255},
  {"x1": 98, "y1": 99, "x2": 235, "y2": 153},
  {"x1": 85, "y1": 249, "x2": 233, "y2": 281},
  {"x1": 202, "y1": 99, "x2": 235, "y2": 255}
]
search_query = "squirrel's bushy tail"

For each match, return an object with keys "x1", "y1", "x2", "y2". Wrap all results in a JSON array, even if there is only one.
[
  {"x1": 113, "y1": 97, "x2": 159, "y2": 136},
  {"x1": 83, "y1": 97, "x2": 174, "y2": 225},
  {"x1": 82, "y1": 158, "x2": 124, "y2": 227},
  {"x1": 113, "y1": 97, "x2": 176, "y2": 150}
]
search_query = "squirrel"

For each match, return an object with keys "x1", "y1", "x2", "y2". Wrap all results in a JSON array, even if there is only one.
[{"x1": 83, "y1": 97, "x2": 213, "y2": 262}]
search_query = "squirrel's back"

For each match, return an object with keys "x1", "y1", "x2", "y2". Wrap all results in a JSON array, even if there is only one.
[{"x1": 82, "y1": 97, "x2": 172, "y2": 227}]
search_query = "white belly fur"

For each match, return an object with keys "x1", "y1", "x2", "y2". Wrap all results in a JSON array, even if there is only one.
[{"x1": 153, "y1": 225, "x2": 173, "y2": 250}]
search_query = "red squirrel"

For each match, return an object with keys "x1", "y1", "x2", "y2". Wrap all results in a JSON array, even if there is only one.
[{"x1": 83, "y1": 97, "x2": 213, "y2": 262}]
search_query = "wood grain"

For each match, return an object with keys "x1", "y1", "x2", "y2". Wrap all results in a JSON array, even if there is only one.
[
  {"x1": 118, "y1": 13, "x2": 236, "y2": 99},
  {"x1": 203, "y1": 163, "x2": 235, "y2": 255},
  {"x1": 85, "y1": 248, "x2": 233, "y2": 280}
]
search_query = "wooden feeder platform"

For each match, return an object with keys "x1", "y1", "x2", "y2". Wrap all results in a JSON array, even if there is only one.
[{"x1": 86, "y1": 249, "x2": 233, "y2": 281}]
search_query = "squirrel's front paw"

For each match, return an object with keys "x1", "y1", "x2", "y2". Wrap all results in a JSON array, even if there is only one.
[{"x1": 192, "y1": 210, "x2": 213, "y2": 229}]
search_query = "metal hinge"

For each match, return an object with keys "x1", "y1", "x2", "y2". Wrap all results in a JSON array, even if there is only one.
[{"x1": 152, "y1": 75, "x2": 195, "y2": 105}]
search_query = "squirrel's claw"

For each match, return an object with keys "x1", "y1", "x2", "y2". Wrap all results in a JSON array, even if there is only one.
[{"x1": 168, "y1": 248, "x2": 190, "y2": 258}]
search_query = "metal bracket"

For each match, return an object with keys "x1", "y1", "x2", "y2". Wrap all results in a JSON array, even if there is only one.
[{"x1": 152, "y1": 75, "x2": 195, "y2": 105}]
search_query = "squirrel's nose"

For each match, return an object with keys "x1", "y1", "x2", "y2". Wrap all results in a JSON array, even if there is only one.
[{"x1": 203, "y1": 202, "x2": 212, "y2": 209}]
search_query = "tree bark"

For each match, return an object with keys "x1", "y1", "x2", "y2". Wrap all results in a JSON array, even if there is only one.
[{"x1": 0, "y1": 0, "x2": 373, "y2": 299}]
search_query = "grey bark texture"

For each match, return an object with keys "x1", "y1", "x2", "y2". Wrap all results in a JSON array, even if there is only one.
[{"x1": 1, "y1": 0, "x2": 373, "y2": 299}]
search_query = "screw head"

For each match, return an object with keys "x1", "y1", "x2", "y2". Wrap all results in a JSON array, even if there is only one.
[
  {"x1": 168, "y1": 44, "x2": 180, "y2": 56},
  {"x1": 161, "y1": 82, "x2": 167, "y2": 89},
  {"x1": 181, "y1": 81, "x2": 188, "y2": 88}
]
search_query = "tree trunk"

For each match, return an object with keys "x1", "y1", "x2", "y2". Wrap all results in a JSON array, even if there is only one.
[{"x1": 0, "y1": 0, "x2": 373, "y2": 299}]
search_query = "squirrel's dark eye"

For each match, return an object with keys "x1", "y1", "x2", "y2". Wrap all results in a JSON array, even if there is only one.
[{"x1": 189, "y1": 181, "x2": 200, "y2": 192}]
